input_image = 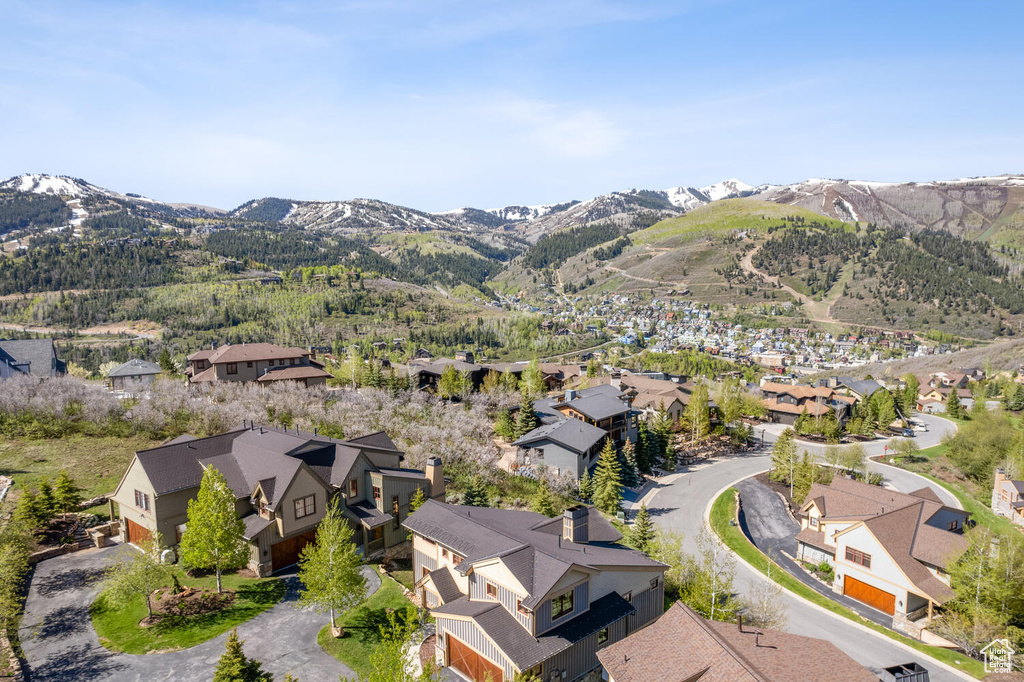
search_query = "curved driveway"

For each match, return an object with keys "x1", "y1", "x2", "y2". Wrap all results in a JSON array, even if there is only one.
[
  {"x1": 641, "y1": 413, "x2": 971, "y2": 682},
  {"x1": 19, "y1": 544, "x2": 381, "y2": 682}
]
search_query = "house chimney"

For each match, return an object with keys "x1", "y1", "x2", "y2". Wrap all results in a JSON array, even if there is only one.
[
  {"x1": 995, "y1": 467, "x2": 1006, "y2": 490},
  {"x1": 425, "y1": 457, "x2": 445, "y2": 501},
  {"x1": 565, "y1": 389, "x2": 577, "y2": 403},
  {"x1": 610, "y1": 372, "x2": 621, "y2": 390},
  {"x1": 563, "y1": 505, "x2": 589, "y2": 544}
]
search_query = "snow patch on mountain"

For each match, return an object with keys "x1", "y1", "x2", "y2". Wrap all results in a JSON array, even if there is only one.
[{"x1": 699, "y1": 178, "x2": 754, "y2": 202}]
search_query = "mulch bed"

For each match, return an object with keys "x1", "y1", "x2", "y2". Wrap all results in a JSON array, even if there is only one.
[
  {"x1": 140, "y1": 585, "x2": 236, "y2": 626},
  {"x1": 35, "y1": 517, "x2": 80, "y2": 549},
  {"x1": 419, "y1": 634, "x2": 436, "y2": 669}
]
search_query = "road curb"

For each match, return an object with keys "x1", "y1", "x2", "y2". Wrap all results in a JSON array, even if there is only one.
[{"x1": 701, "y1": 475, "x2": 976, "y2": 682}]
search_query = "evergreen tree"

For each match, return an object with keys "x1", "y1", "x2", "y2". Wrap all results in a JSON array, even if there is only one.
[
  {"x1": 793, "y1": 409, "x2": 812, "y2": 434},
  {"x1": 36, "y1": 480, "x2": 56, "y2": 522},
  {"x1": 462, "y1": 477, "x2": 490, "y2": 507},
  {"x1": 626, "y1": 505, "x2": 655, "y2": 554},
  {"x1": 578, "y1": 469, "x2": 594, "y2": 502},
  {"x1": 592, "y1": 439, "x2": 623, "y2": 514},
  {"x1": 158, "y1": 348, "x2": 174, "y2": 373},
  {"x1": 53, "y1": 471, "x2": 83, "y2": 521},
  {"x1": 180, "y1": 467, "x2": 249, "y2": 593},
  {"x1": 297, "y1": 497, "x2": 366, "y2": 632},
  {"x1": 514, "y1": 394, "x2": 539, "y2": 439},
  {"x1": 792, "y1": 451, "x2": 815, "y2": 505},
  {"x1": 635, "y1": 421, "x2": 654, "y2": 474},
  {"x1": 213, "y1": 628, "x2": 272, "y2": 682},
  {"x1": 409, "y1": 486, "x2": 426, "y2": 512},
  {"x1": 14, "y1": 489, "x2": 47, "y2": 529},
  {"x1": 946, "y1": 388, "x2": 966, "y2": 420},
  {"x1": 364, "y1": 361, "x2": 383, "y2": 389},
  {"x1": 620, "y1": 438, "x2": 639, "y2": 487},
  {"x1": 532, "y1": 480, "x2": 558, "y2": 517}
]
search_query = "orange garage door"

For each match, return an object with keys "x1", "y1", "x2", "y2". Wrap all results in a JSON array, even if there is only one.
[
  {"x1": 125, "y1": 518, "x2": 152, "y2": 546},
  {"x1": 448, "y1": 635, "x2": 504, "y2": 682},
  {"x1": 844, "y1": 575, "x2": 895, "y2": 615},
  {"x1": 270, "y1": 530, "x2": 317, "y2": 572}
]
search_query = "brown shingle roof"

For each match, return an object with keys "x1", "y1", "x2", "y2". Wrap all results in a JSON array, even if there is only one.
[
  {"x1": 256, "y1": 365, "x2": 332, "y2": 382},
  {"x1": 597, "y1": 602, "x2": 876, "y2": 682},
  {"x1": 207, "y1": 343, "x2": 308, "y2": 364}
]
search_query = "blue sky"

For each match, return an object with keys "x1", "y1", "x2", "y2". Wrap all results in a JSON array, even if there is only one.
[{"x1": 1, "y1": 0, "x2": 1021, "y2": 211}]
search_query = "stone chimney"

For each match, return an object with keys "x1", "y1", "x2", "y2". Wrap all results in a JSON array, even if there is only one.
[
  {"x1": 563, "y1": 505, "x2": 589, "y2": 544},
  {"x1": 995, "y1": 467, "x2": 1007, "y2": 492},
  {"x1": 426, "y1": 457, "x2": 445, "y2": 501},
  {"x1": 610, "y1": 372, "x2": 621, "y2": 390}
]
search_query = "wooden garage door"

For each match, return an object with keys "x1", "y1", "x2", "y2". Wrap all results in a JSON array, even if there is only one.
[
  {"x1": 125, "y1": 518, "x2": 152, "y2": 546},
  {"x1": 448, "y1": 635, "x2": 503, "y2": 682},
  {"x1": 844, "y1": 575, "x2": 895, "y2": 615},
  {"x1": 271, "y1": 530, "x2": 317, "y2": 571}
]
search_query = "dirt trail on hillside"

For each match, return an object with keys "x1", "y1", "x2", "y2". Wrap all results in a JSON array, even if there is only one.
[
  {"x1": 0, "y1": 321, "x2": 159, "y2": 340},
  {"x1": 739, "y1": 245, "x2": 837, "y2": 324}
]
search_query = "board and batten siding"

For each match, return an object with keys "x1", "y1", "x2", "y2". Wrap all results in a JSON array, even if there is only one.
[
  {"x1": 438, "y1": 616, "x2": 515, "y2": 681},
  {"x1": 535, "y1": 580, "x2": 589, "y2": 635},
  {"x1": 541, "y1": 615, "x2": 628, "y2": 682},
  {"x1": 626, "y1": 581, "x2": 664, "y2": 633},
  {"x1": 469, "y1": 572, "x2": 532, "y2": 631},
  {"x1": 413, "y1": 548, "x2": 438, "y2": 582}
]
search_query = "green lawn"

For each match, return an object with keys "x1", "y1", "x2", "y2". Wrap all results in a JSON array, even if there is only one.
[
  {"x1": 710, "y1": 488, "x2": 987, "y2": 679},
  {"x1": 318, "y1": 577, "x2": 415, "y2": 678},
  {"x1": 91, "y1": 569, "x2": 285, "y2": 653},
  {"x1": 0, "y1": 435, "x2": 159, "y2": 518}
]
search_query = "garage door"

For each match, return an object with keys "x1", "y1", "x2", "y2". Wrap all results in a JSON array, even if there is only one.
[
  {"x1": 271, "y1": 530, "x2": 317, "y2": 572},
  {"x1": 125, "y1": 518, "x2": 152, "y2": 546},
  {"x1": 448, "y1": 635, "x2": 503, "y2": 682},
  {"x1": 844, "y1": 575, "x2": 895, "y2": 615}
]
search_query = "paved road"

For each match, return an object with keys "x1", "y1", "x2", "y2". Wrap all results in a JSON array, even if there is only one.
[
  {"x1": 19, "y1": 544, "x2": 380, "y2": 682},
  {"x1": 642, "y1": 414, "x2": 972, "y2": 682}
]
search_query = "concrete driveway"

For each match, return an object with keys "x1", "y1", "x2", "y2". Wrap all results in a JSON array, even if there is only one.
[
  {"x1": 640, "y1": 431, "x2": 973, "y2": 682},
  {"x1": 19, "y1": 544, "x2": 381, "y2": 682}
]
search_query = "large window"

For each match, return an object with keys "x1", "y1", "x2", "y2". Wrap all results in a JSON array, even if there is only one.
[
  {"x1": 373, "y1": 485, "x2": 381, "y2": 501},
  {"x1": 226, "y1": 362, "x2": 238, "y2": 375},
  {"x1": 295, "y1": 494, "x2": 316, "y2": 519},
  {"x1": 551, "y1": 589, "x2": 574, "y2": 619},
  {"x1": 845, "y1": 546, "x2": 871, "y2": 569},
  {"x1": 349, "y1": 479, "x2": 358, "y2": 497},
  {"x1": 134, "y1": 489, "x2": 150, "y2": 511}
]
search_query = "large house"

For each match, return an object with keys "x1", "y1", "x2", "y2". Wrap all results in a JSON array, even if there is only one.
[
  {"x1": 515, "y1": 385, "x2": 638, "y2": 480},
  {"x1": 105, "y1": 358, "x2": 162, "y2": 391},
  {"x1": 597, "y1": 601, "x2": 877, "y2": 682},
  {"x1": 0, "y1": 338, "x2": 66, "y2": 379},
  {"x1": 992, "y1": 468, "x2": 1024, "y2": 528},
  {"x1": 405, "y1": 502, "x2": 666, "y2": 682},
  {"x1": 111, "y1": 424, "x2": 443, "y2": 575},
  {"x1": 796, "y1": 477, "x2": 968, "y2": 637},
  {"x1": 187, "y1": 343, "x2": 332, "y2": 386},
  {"x1": 760, "y1": 382, "x2": 857, "y2": 425}
]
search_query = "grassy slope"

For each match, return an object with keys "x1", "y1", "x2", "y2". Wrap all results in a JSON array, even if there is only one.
[
  {"x1": 91, "y1": 570, "x2": 285, "y2": 654},
  {"x1": 709, "y1": 488, "x2": 987, "y2": 679},
  {"x1": 819, "y1": 337, "x2": 1024, "y2": 379},
  {"x1": 317, "y1": 577, "x2": 413, "y2": 679}
]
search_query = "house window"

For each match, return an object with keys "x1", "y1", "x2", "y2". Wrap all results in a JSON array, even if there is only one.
[
  {"x1": 294, "y1": 494, "x2": 316, "y2": 519},
  {"x1": 373, "y1": 485, "x2": 381, "y2": 501},
  {"x1": 134, "y1": 489, "x2": 150, "y2": 511},
  {"x1": 393, "y1": 495, "x2": 401, "y2": 529},
  {"x1": 597, "y1": 628, "x2": 609, "y2": 645},
  {"x1": 550, "y1": 589, "x2": 574, "y2": 619},
  {"x1": 517, "y1": 599, "x2": 530, "y2": 615},
  {"x1": 226, "y1": 363, "x2": 238, "y2": 375},
  {"x1": 350, "y1": 479, "x2": 358, "y2": 497},
  {"x1": 247, "y1": 361, "x2": 253, "y2": 368},
  {"x1": 650, "y1": 577, "x2": 659, "y2": 589},
  {"x1": 948, "y1": 520, "x2": 959, "y2": 531},
  {"x1": 269, "y1": 359, "x2": 275, "y2": 367},
  {"x1": 290, "y1": 358, "x2": 296, "y2": 365},
  {"x1": 486, "y1": 582, "x2": 498, "y2": 599},
  {"x1": 442, "y1": 548, "x2": 449, "y2": 559},
  {"x1": 622, "y1": 591, "x2": 632, "y2": 603},
  {"x1": 845, "y1": 546, "x2": 871, "y2": 569},
  {"x1": 175, "y1": 523, "x2": 186, "y2": 544},
  {"x1": 452, "y1": 554, "x2": 463, "y2": 566},
  {"x1": 810, "y1": 517, "x2": 819, "y2": 529}
]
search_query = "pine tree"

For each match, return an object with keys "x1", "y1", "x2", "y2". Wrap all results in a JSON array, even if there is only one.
[
  {"x1": 53, "y1": 471, "x2": 83, "y2": 521},
  {"x1": 592, "y1": 439, "x2": 623, "y2": 514},
  {"x1": 179, "y1": 466, "x2": 249, "y2": 593},
  {"x1": 364, "y1": 361, "x2": 383, "y2": 389},
  {"x1": 213, "y1": 628, "x2": 272, "y2": 682},
  {"x1": 532, "y1": 480, "x2": 557, "y2": 517},
  {"x1": 297, "y1": 497, "x2": 366, "y2": 632},
  {"x1": 462, "y1": 477, "x2": 489, "y2": 507},
  {"x1": 514, "y1": 394, "x2": 539, "y2": 439},
  {"x1": 494, "y1": 408, "x2": 515, "y2": 441},
  {"x1": 946, "y1": 388, "x2": 965, "y2": 420},
  {"x1": 578, "y1": 469, "x2": 594, "y2": 502},
  {"x1": 792, "y1": 451, "x2": 815, "y2": 505},
  {"x1": 409, "y1": 487, "x2": 426, "y2": 512},
  {"x1": 14, "y1": 489, "x2": 47, "y2": 529},
  {"x1": 635, "y1": 422, "x2": 654, "y2": 474},
  {"x1": 36, "y1": 479, "x2": 56, "y2": 521},
  {"x1": 620, "y1": 438, "x2": 639, "y2": 487},
  {"x1": 627, "y1": 505, "x2": 655, "y2": 554}
]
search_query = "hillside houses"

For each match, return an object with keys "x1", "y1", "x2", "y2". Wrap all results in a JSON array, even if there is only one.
[{"x1": 187, "y1": 342, "x2": 332, "y2": 386}]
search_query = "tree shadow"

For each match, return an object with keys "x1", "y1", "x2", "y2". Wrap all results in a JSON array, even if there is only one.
[
  {"x1": 346, "y1": 606, "x2": 416, "y2": 645},
  {"x1": 236, "y1": 578, "x2": 288, "y2": 606},
  {"x1": 28, "y1": 642, "x2": 125, "y2": 682},
  {"x1": 37, "y1": 604, "x2": 91, "y2": 641},
  {"x1": 34, "y1": 567, "x2": 106, "y2": 597}
]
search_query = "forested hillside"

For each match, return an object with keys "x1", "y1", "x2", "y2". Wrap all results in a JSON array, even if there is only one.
[{"x1": 0, "y1": 191, "x2": 70, "y2": 235}]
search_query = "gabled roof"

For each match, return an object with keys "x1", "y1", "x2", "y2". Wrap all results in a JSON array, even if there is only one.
[
  {"x1": 416, "y1": 566, "x2": 463, "y2": 604},
  {"x1": 512, "y1": 419, "x2": 607, "y2": 455},
  {"x1": 557, "y1": 393, "x2": 630, "y2": 421},
  {"x1": 106, "y1": 358, "x2": 162, "y2": 378},
  {"x1": 403, "y1": 501, "x2": 661, "y2": 610},
  {"x1": 205, "y1": 343, "x2": 308, "y2": 364},
  {"x1": 0, "y1": 339, "x2": 64, "y2": 377},
  {"x1": 597, "y1": 601, "x2": 877, "y2": 682}
]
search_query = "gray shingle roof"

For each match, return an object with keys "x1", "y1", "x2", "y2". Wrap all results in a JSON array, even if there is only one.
[
  {"x1": 418, "y1": 566, "x2": 463, "y2": 604},
  {"x1": 560, "y1": 393, "x2": 630, "y2": 421},
  {"x1": 106, "y1": 358, "x2": 162, "y2": 378},
  {"x1": 241, "y1": 513, "x2": 273, "y2": 540},
  {"x1": 346, "y1": 500, "x2": 393, "y2": 528},
  {"x1": 512, "y1": 419, "x2": 607, "y2": 454},
  {"x1": 0, "y1": 339, "x2": 65, "y2": 377},
  {"x1": 403, "y1": 501, "x2": 661, "y2": 610}
]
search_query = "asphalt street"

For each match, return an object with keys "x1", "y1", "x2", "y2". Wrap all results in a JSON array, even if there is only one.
[{"x1": 640, "y1": 413, "x2": 972, "y2": 682}]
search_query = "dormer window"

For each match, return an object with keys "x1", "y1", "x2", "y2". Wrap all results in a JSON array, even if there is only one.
[
  {"x1": 485, "y1": 582, "x2": 498, "y2": 599},
  {"x1": 551, "y1": 589, "x2": 574, "y2": 619},
  {"x1": 810, "y1": 517, "x2": 819, "y2": 529}
]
